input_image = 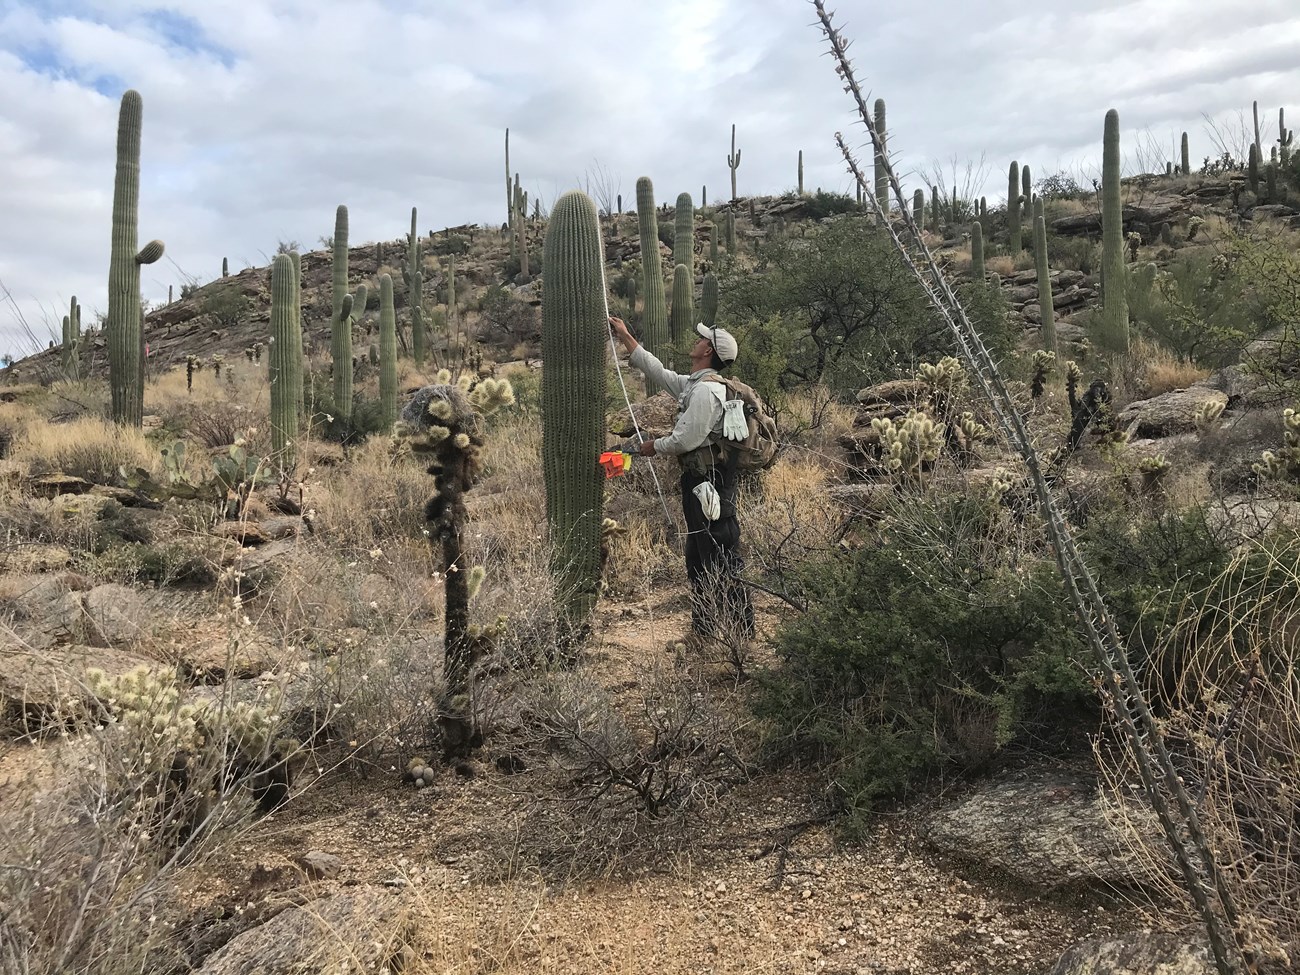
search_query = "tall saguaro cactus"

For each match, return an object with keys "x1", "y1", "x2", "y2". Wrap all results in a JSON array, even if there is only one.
[
  {"x1": 912, "y1": 189, "x2": 924, "y2": 226},
  {"x1": 504, "y1": 128, "x2": 512, "y2": 227},
  {"x1": 107, "y1": 89, "x2": 165, "y2": 428},
  {"x1": 727, "y1": 124, "x2": 742, "y2": 201},
  {"x1": 798, "y1": 150, "x2": 804, "y2": 195},
  {"x1": 1181, "y1": 132, "x2": 1190, "y2": 175},
  {"x1": 378, "y1": 273, "x2": 397, "y2": 429},
  {"x1": 1280, "y1": 109, "x2": 1293, "y2": 168},
  {"x1": 1007, "y1": 160, "x2": 1022, "y2": 254},
  {"x1": 930, "y1": 185, "x2": 940, "y2": 235},
  {"x1": 1021, "y1": 164, "x2": 1032, "y2": 209},
  {"x1": 673, "y1": 192, "x2": 694, "y2": 281},
  {"x1": 408, "y1": 206, "x2": 426, "y2": 363},
  {"x1": 669, "y1": 263, "x2": 693, "y2": 344},
  {"x1": 290, "y1": 250, "x2": 304, "y2": 412},
  {"x1": 541, "y1": 190, "x2": 607, "y2": 629},
  {"x1": 701, "y1": 272, "x2": 719, "y2": 329},
  {"x1": 330, "y1": 204, "x2": 354, "y2": 421},
  {"x1": 268, "y1": 255, "x2": 298, "y2": 471},
  {"x1": 971, "y1": 222, "x2": 985, "y2": 282},
  {"x1": 873, "y1": 98, "x2": 888, "y2": 218},
  {"x1": 636, "y1": 176, "x2": 669, "y2": 386},
  {"x1": 1100, "y1": 108, "x2": 1129, "y2": 352},
  {"x1": 1034, "y1": 207, "x2": 1056, "y2": 352},
  {"x1": 62, "y1": 296, "x2": 81, "y2": 379}
]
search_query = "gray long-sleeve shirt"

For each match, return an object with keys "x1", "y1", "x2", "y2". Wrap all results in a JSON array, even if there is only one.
[{"x1": 629, "y1": 345, "x2": 726, "y2": 456}]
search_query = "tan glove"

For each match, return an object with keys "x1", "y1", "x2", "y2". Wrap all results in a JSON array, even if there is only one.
[{"x1": 692, "y1": 481, "x2": 721, "y2": 521}]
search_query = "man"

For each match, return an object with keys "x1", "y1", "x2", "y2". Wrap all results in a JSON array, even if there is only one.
[{"x1": 607, "y1": 316, "x2": 755, "y2": 646}]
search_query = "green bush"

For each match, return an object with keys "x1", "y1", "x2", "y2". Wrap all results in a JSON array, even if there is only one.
[
  {"x1": 1048, "y1": 234, "x2": 1099, "y2": 275},
  {"x1": 756, "y1": 496, "x2": 1094, "y2": 834},
  {"x1": 800, "y1": 190, "x2": 859, "y2": 220}
]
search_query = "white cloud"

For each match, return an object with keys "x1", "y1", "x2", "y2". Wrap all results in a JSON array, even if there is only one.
[{"x1": 2, "y1": 0, "x2": 1300, "y2": 355}]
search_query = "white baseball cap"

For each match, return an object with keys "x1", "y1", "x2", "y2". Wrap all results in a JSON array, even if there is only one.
[{"x1": 695, "y1": 322, "x2": 738, "y2": 364}]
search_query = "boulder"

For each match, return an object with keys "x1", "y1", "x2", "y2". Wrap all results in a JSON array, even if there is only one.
[
  {"x1": 0, "y1": 643, "x2": 155, "y2": 734},
  {"x1": 1050, "y1": 930, "x2": 1213, "y2": 975},
  {"x1": 855, "y1": 379, "x2": 930, "y2": 405},
  {"x1": 28, "y1": 473, "x2": 93, "y2": 498},
  {"x1": 920, "y1": 772, "x2": 1156, "y2": 888},
  {"x1": 195, "y1": 885, "x2": 413, "y2": 975},
  {"x1": 83, "y1": 584, "x2": 153, "y2": 647},
  {"x1": 0, "y1": 574, "x2": 90, "y2": 648},
  {"x1": 1117, "y1": 387, "x2": 1228, "y2": 439}
]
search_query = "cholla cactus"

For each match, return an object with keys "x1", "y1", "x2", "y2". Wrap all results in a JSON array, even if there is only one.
[
  {"x1": 1138, "y1": 453, "x2": 1171, "y2": 494},
  {"x1": 916, "y1": 355, "x2": 965, "y2": 415},
  {"x1": 986, "y1": 467, "x2": 1015, "y2": 503},
  {"x1": 1194, "y1": 399, "x2": 1225, "y2": 432},
  {"x1": 871, "y1": 409, "x2": 946, "y2": 483},
  {"x1": 1253, "y1": 407, "x2": 1300, "y2": 481},
  {"x1": 956, "y1": 411, "x2": 989, "y2": 462},
  {"x1": 1031, "y1": 350, "x2": 1056, "y2": 399}
]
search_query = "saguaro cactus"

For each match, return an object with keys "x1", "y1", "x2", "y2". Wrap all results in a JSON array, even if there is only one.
[
  {"x1": 268, "y1": 255, "x2": 298, "y2": 471},
  {"x1": 725, "y1": 209, "x2": 737, "y2": 252},
  {"x1": 330, "y1": 204, "x2": 354, "y2": 421},
  {"x1": 1007, "y1": 160, "x2": 1022, "y2": 254},
  {"x1": 636, "y1": 176, "x2": 669, "y2": 384},
  {"x1": 1035, "y1": 211, "x2": 1056, "y2": 352},
  {"x1": 669, "y1": 263, "x2": 693, "y2": 344},
  {"x1": 708, "y1": 221, "x2": 718, "y2": 264},
  {"x1": 701, "y1": 272, "x2": 719, "y2": 329},
  {"x1": 541, "y1": 190, "x2": 607, "y2": 629},
  {"x1": 912, "y1": 189, "x2": 924, "y2": 226},
  {"x1": 728, "y1": 124, "x2": 742, "y2": 201},
  {"x1": 1181, "y1": 131, "x2": 1190, "y2": 175},
  {"x1": 930, "y1": 185, "x2": 940, "y2": 235},
  {"x1": 673, "y1": 192, "x2": 694, "y2": 281},
  {"x1": 1248, "y1": 144, "x2": 1260, "y2": 196},
  {"x1": 408, "y1": 206, "x2": 426, "y2": 363},
  {"x1": 874, "y1": 98, "x2": 888, "y2": 218},
  {"x1": 798, "y1": 150, "x2": 805, "y2": 195},
  {"x1": 1022, "y1": 164, "x2": 1032, "y2": 209},
  {"x1": 290, "y1": 250, "x2": 304, "y2": 412},
  {"x1": 222, "y1": 257, "x2": 229, "y2": 277},
  {"x1": 971, "y1": 222, "x2": 985, "y2": 282},
  {"x1": 504, "y1": 128, "x2": 512, "y2": 226},
  {"x1": 378, "y1": 273, "x2": 397, "y2": 429},
  {"x1": 1100, "y1": 109, "x2": 1129, "y2": 352},
  {"x1": 1280, "y1": 109, "x2": 1293, "y2": 168},
  {"x1": 107, "y1": 89, "x2": 165, "y2": 428},
  {"x1": 62, "y1": 296, "x2": 80, "y2": 379}
]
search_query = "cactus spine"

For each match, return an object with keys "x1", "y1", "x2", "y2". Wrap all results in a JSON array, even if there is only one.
[
  {"x1": 62, "y1": 296, "x2": 80, "y2": 379},
  {"x1": 728, "y1": 124, "x2": 742, "y2": 201},
  {"x1": 636, "y1": 177, "x2": 669, "y2": 383},
  {"x1": 1007, "y1": 160, "x2": 1022, "y2": 254},
  {"x1": 798, "y1": 150, "x2": 804, "y2": 195},
  {"x1": 673, "y1": 192, "x2": 694, "y2": 281},
  {"x1": 409, "y1": 206, "x2": 426, "y2": 363},
  {"x1": 268, "y1": 255, "x2": 298, "y2": 471},
  {"x1": 701, "y1": 272, "x2": 719, "y2": 329},
  {"x1": 669, "y1": 263, "x2": 693, "y2": 343},
  {"x1": 1100, "y1": 109, "x2": 1129, "y2": 352},
  {"x1": 330, "y1": 204, "x2": 353, "y2": 421},
  {"x1": 541, "y1": 190, "x2": 607, "y2": 628},
  {"x1": 107, "y1": 90, "x2": 164, "y2": 428},
  {"x1": 1034, "y1": 210, "x2": 1056, "y2": 352},
  {"x1": 378, "y1": 273, "x2": 397, "y2": 429},
  {"x1": 873, "y1": 98, "x2": 888, "y2": 218},
  {"x1": 1181, "y1": 131, "x2": 1190, "y2": 175},
  {"x1": 971, "y1": 222, "x2": 985, "y2": 281}
]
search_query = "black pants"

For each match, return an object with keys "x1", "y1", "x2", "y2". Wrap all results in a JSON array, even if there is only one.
[{"x1": 680, "y1": 467, "x2": 755, "y2": 639}]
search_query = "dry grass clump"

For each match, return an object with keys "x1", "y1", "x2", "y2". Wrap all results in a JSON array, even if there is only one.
[
  {"x1": 10, "y1": 414, "x2": 159, "y2": 483},
  {"x1": 310, "y1": 437, "x2": 430, "y2": 557},
  {"x1": 1100, "y1": 531, "x2": 1300, "y2": 970},
  {"x1": 985, "y1": 254, "x2": 1016, "y2": 277},
  {"x1": 1111, "y1": 338, "x2": 1213, "y2": 400}
]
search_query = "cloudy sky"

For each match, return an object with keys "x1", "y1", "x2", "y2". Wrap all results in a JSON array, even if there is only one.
[{"x1": 2, "y1": 0, "x2": 1300, "y2": 357}]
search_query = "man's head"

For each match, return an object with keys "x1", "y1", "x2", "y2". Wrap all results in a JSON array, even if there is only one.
[{"x1": 691, "y1": 322, "x2": 739, "y2": 372}]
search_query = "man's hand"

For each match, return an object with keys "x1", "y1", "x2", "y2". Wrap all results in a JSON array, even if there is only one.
[
  {"x1": 637, "y1": 440, "x2": 656, "y2": 457},
  {"x1": 608, "y1": 316, "x2": 639, "y2": 354}
]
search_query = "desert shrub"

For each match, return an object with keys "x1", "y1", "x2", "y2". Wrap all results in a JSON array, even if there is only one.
[
  {"x1": 756, "y1": 496, "x2": 1094, "y2": 834},
  {"x1": 1036, "y1": 171, "x2": 1088, "y2": 201},
  {"x1": 719, "y1": 217, "x2": 948, "y2": 396},
  {"x1": 800, "y1": 189, "x2": 859, "y2": 220},
  {"x1": 77, "y1": 536, "x2": 222, "y2": 587},
  {"x1": 311, "y1": 438, "x2": 430, "y2": 556},
  {"x1": 478, "y1": 284, "x2": 539, "y2": 343},
  {"x1": 201, "y1": 287, "x2": 249, "y2": 329},
  {"x1": 1048, "y1": 234, "x2": 1099, "y2": 275},
  {"x1": 11, "y1": 415, "x2": 158, "y2": 483}
]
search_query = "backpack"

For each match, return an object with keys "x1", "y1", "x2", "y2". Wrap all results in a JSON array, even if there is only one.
[{"x1": 703, "y1": 375, "x2": 779, "y2": 471}]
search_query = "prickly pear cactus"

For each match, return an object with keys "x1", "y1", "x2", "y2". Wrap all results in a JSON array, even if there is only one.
[
  {"x1": 541, "y1": 190, "x2": 607, "y2": 629},
  {"x1": 107, "y1": 90, "x2": 165, "y2": 428}
]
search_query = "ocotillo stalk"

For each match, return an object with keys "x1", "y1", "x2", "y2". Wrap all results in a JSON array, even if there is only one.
[
  {"x1": 673, "y1": 192, "x2": 694, "y2": 281},
  {"x1": 873, "y1": 98, "x2": 888, "y2": 219},
  {"x1": 798, "y1": 150, "x2": 804, "y2": 195},
  {"x1": 1100, "y1": 109, "x2": 1129, "y2": 352},
  {"x1": 636, "y1": 176, "x2": 669, "y2": 387},
  {"x1": 107, "y1": 89, "x2": 164, "y2": 428},
  {"x1": 971, "y1": 222, "x2": 985, "y2": 282},
  {"x1": 541, "y1": 190, "x2": 607, "y2": 629},
  {"x1": 669, "y1": 263, "x2": 693, "y2": 344},
  {"x1": 290, "y1": 250, "x2": 303, "y2": 412},
  {"x1": 1181, "y1": 132, "x2": 1190, "y2": 175},
  {"x1": 378, "y1": 273, "x2": 397, "y2": 430},
  {"x1": 268, "y1": 254, "x2": 298, "y2": 472},
  {"x1": 701, "y1": 272, "x2": 719, "y2": 329},
  {"x1": 330, "y1": 204, "x2": 353, "y2": 421},
  {"x1": 1007, "y1": 160, "x2": 1022, "y2": 254},
  {"x1": 728, "y1": 123, "x2": 742, "y2": 201},
  {"x1": 1035, "y1": 213, "x2": 1056, "y2": 352}
]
